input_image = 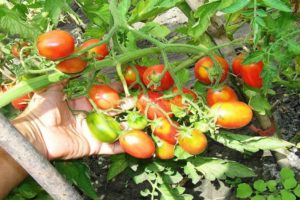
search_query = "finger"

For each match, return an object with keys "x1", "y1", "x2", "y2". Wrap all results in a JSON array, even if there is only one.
[
  {"x1": 99, "y1": 141, "x2": 124, "y2": 155},
  {"x1": 68, "y1": 96, "x2": 93, "y2": 112}
]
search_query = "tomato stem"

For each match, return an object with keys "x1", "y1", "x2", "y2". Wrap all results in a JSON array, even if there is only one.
[{"x1": 116, "y1": 63, "x2": 130, "y2": 97}]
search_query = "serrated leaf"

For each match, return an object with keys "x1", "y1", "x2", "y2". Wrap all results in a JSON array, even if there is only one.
[
  {"x1": 175, "y1": 68, "x2": 190, "y2": 86},
  {"x1": 280, "y1": 190, "x2": 296, "y2": 200},
  {"x1": 262, "y1": 0, "x2": 292, "y2": 12},
  {"x1": 280, "y1": 167, "x2": 295, "y2": 180},
  {"x1": 293, "y1": 185, "x2": 300, "y2": 197},
  {"x1": 44, "y1": 0, "x2": 69, "y2": 26},
  {"x1": 159, "y1": 176, "x2": 189, "y2": 200},
  {"x1": 288, "y1": 41, "x2": 300, "y2": 55},
  {"x1": 54, "y1": 160, "x2": 98, "y2": 200},
  {"x1": 236, "y1": 183, "x2": 253, "y2": 198},
  {"x1": 261, "y1": 64, "x2": 277, "y2": 93},
  {"x1": 129, "y1": 0, "x2": 183, "y2": 23},
  {"x1": 0, "y1": 6, "x2": 40, "y2": 39},
  {"x1": 190, "y1": 157, "x2": 255, "y2": 181},
  {"x1": 283, "y1": 177, "x2": 297, "y2": 190},
  {"x1": 118, "y1": 0, "x2": 131, "y2": 19},
  {"x1": 249, "y1": 92, "x2": 271, "y2": 115},
  {"x1": 183, "y1": 162, "x2": 201, "y2": 184},
  {"x1": 107, "y1": 154, "x2": 128, "y2": 181},
  {"x1": 140, "y1": 22, "x2": 171, "y2": 39},
  {"x1": 210, "y1": 131, "x2": 293, "y2": 153},
  {"x1": 267, "y1": 180, "x2": 277, "y2": 192},
  {"x1": 133, "y1": 171, "x2": 148, "y2": 184},
  {"x1": 254, "y1": 180, "x2": 267, "y2": 192},
  {"x1": 222, "y1": 0, "x2": 250, "y2": 13},
  {"x1": 168, "y1": 171, "x2": 183, "y2": 184},
  {"x1": 174, "y1": 146, "x2": 193, "y2": 160},
  {"x1": 242, "y1": 51, "x2": 264, "y2": 64}
]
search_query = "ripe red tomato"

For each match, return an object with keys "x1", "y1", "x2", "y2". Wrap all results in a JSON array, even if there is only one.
[
  {"x1": 178, "y1": 129, "x2": 207, "y2": 155},
  {"x1": 37, "y1": 30, "x2": 75, "y2": 60},
  {"x1": 241, "y1": 61, "x2": 264, "y2": 88},
  {"x1": 11, "y1": 93, "x2": 33, "y2": 111},
  {"x1": 156, "y1": 140, "x2": 175, "y2": 160},
  {"x1": 11, "y1": 42, "x2": 30, "y2": 58},
  {"x1": 151, "y1": 117, "x2": 177, "y2": 145},
  {"x1": 89, "y1": 85, "x2": 120, "y2": 110},
  {"x1": 137, "y1": 91, "x2": 172, "y2": 120},
  {"x1": 211, "y1": 101, "x2": 253, "y2": 129},
  {"x1": 232, "y1": 54, "x2": 244, "y2": 77},
  {"x1": 80, "y1": 39, "x2": 109, "y2": 60},
  {"x1": 142, "y1": 65, "x2": 174, "y2": 91},
  {"x1": 56, "y1": 56, "x2": 87, "y2": 73},
  {"x1": 194, "y1": 56, "x2": 229, "y2": 84},
  {"x1": 206, "y1": 86, "x2": 238, "y2": 107},
  {"x1": 170, "y1": 87, "x2": 198, "y2": 108},
  {"x1": 119, "y1": 130, "x2": 155, "y2": 159},
  {"x1": 124, "y1": 65, "x2": 147, "y2": 88}
]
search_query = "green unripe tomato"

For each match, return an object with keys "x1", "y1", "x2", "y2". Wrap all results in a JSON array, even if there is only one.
[
  {"x1": 127, "y1": 112, "x2": 148, "y2": 130},
  {"x1": 87, "y1": 112, "x2": 121, "y2": 143}
]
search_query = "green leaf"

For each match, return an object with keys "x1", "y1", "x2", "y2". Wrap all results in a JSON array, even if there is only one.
[
  {"x1": 267, "y1": 195, "x2": 281, "y2": 200},
  {"x1": 188, "y1": 1, "x2": 220, "y2": 38},
  {"x1": 159, "y1": 176, "x2": 192, "y2": 200},
  {"x1": 222, "y1": 0, "x2": 250, "y2": 13},
  {"x1": 118, "y1": 0, "x2": 131, "y2": 19},
  {"x1": 288, "y1": 41, "x2": 300, "y2": 55},
  {"x1": 175, "y1": 68, "x2": 190, "y2": 86},
  {"x1": 190, "y1": 157, "x2": 255, "y2": 181},
  {"x1": 140, "y1": 22, "x2": 171, "y2": 39},
  {"x1": 171, "y1": 103, "x2": 187, "y2": 118},
  {"x1": 133, "y1": 171, "x2": 148, "y2": 184},
  {"x1": 15, "y1": 177, "x2": 42, "y2": 199},
  {"x1": 280, "y1": 167, "x2": 295, "y2": 180},
  {"x1": 261, "y1": 64, "x2": 277, "y2": 94},
  {"x1": 44, "y1": 0, "x2": 70, "y2": 26},
  {"x1": 107, "y1": 154, "x2": 128, "y2": 181},
  {"x1": 210, "y1": 131, "x2": 293, "y2": 153},
  {"x1": 293, "y1": 185, "x2": 300, "y2": 197},
  {"x1": 267, "y1": 180, "x2": 277, "y2": 192},
  {"x1": 282, "y1": 178, "x2": 297, "y2": 190},
  {"x1": 242, "y1": 51, "x2": 264, "y2": 64},
  {"x1": 251, "y1": 195, "x2": 266, "y2": 200},
  {"x1": 280, "y1": 190, "x2": 296, "y2": 200},
  {"x1": 174, "y1": 146, "x2": 193, "y2": 160},
  {"x1": 254, "y1": 180, "x2": 267, "y2": 192},
  {"x1": 262, "y1": 0, "x2": 292, "y2": 12},
  {"x1": 236, "y1": 183, "x2": 253, "y2": 198},
  {"x1": 0, "y1": 6, "x2": 40, "y2": 39},
  {"x1": 248, "y1": 92, "x2": 271, "y2": 115},
  {"x1": 183, "y1": 162, "x2": 201, "y2": 184},
  {"x1": 129, "y1": 0, "x2": 183, "y2": 23},
  {"x1": 54, "y1": 160, "x2": 98, "y2": 200}
]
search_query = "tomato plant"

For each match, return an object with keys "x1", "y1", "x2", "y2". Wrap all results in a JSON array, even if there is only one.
[
  {"x1": 170, "y1": 87, "x2": 198, "y2": 108},
  {"x1": 80, "y1": 39, "x2": 109, "y2": 60},
  {"x1": 211, "y1": 101, "x2": 253, "y2": 129},
  {"x1": 155, "y1": 139, "x2": 175, "y2": 160},
  {"x1": 37, "y1": 30, "x2": 75, "y2": 60},
  {"x1": 232, "y1": 53, "x2": 244, "y2": 77},
  {"x1": 89, "y1": 85, "x2": 120, "y2": 110},
  {"x1": 142, "y1": 64, "x2": 174, "y2": 91},
  {"x1": 194, "y1": 56, "x2": 229, "y2": 84},
  {"x1": 124, "y1": 65, "x2": 146, "y2": 88},
  {"x1": 127, "y1": 111, "x2": 148, "y2": 130},
  {"x1": 178, "y1": 129, "x2": 207, "y2": 155},
  {"x1": 119, "y1": 130, "x2": 155, "y2": 159},
  {"x1": 151, "y1": 117, "x2": 177, "y2": 145},
  {"x1": 11, "y1": 42, "x2": 30, "y2": 58},
  {"x1": 241, "y1": 61, "x2": 264, "y2": 89},
  {"x1": 56, "y1": 57, "x2": 87, "y2": 74},
  {"x1": 206, "y1": 85, "x2": 238, "y2": 107}
]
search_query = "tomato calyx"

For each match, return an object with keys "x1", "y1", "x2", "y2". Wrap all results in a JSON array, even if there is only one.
[{"x1": 127, "y1": 111, "x2": 148, "y2": 130}]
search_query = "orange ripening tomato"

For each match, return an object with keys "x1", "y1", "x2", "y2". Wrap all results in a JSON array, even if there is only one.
[
  {"x1": 156, "y1": 140, "x2": 175, "y2": 160},
  {"x1": 89, "y1": 85, "x2": 120, "y2": 110},
  {"x1": 119, "y1": 130, "x2": 155, "y2": 159},
  {"x1": 11, "y1": 93, "x2": 33, "y2": 111},
  {"x1": 170, "y1": 87, "x2": 198, "y2": 108},
  {"x1": 211, "y1": 101, "x2": 253, "y2": 129},
  {"x1": 124, "y1": 65, "x2": 147, "y2": 89},
  {"x1": 80, "y1": 39, "x2": 109, "y2": 60},
  {"x1": 142, "y1": 64, "x2": 174, "y2": 91},
  {"x1": 178, "y1": 129, "x2": 207, "y2": 155},
  {"x1": 137, "y1": 91, "x2": 172, "y2": 120},
  {"x1": 56, "y1": 56, "x2": 87, "y2": 74},
  {"x1": 151, "y1": 117, "x2": 177, "y2": 145},
  {"x1": 241, "y1": 60, "x2": 264, "y2": 88},
  {"x1": 206, "y1": 85, "x2": 238, "y2": 107},
  {"x1": 232, "y1": 54, "x2": 244, "y2": 77},
  {"x1": 194, "y1": 56, "x2": 229, "y2": 84},
  {"x1": 37, "y1": 30, "x2": 75, "y2": 60}
]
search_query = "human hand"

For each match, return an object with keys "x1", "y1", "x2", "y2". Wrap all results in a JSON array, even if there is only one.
[{"x1": 12, "y1": 83, "x2": 123, "y2": 160}]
